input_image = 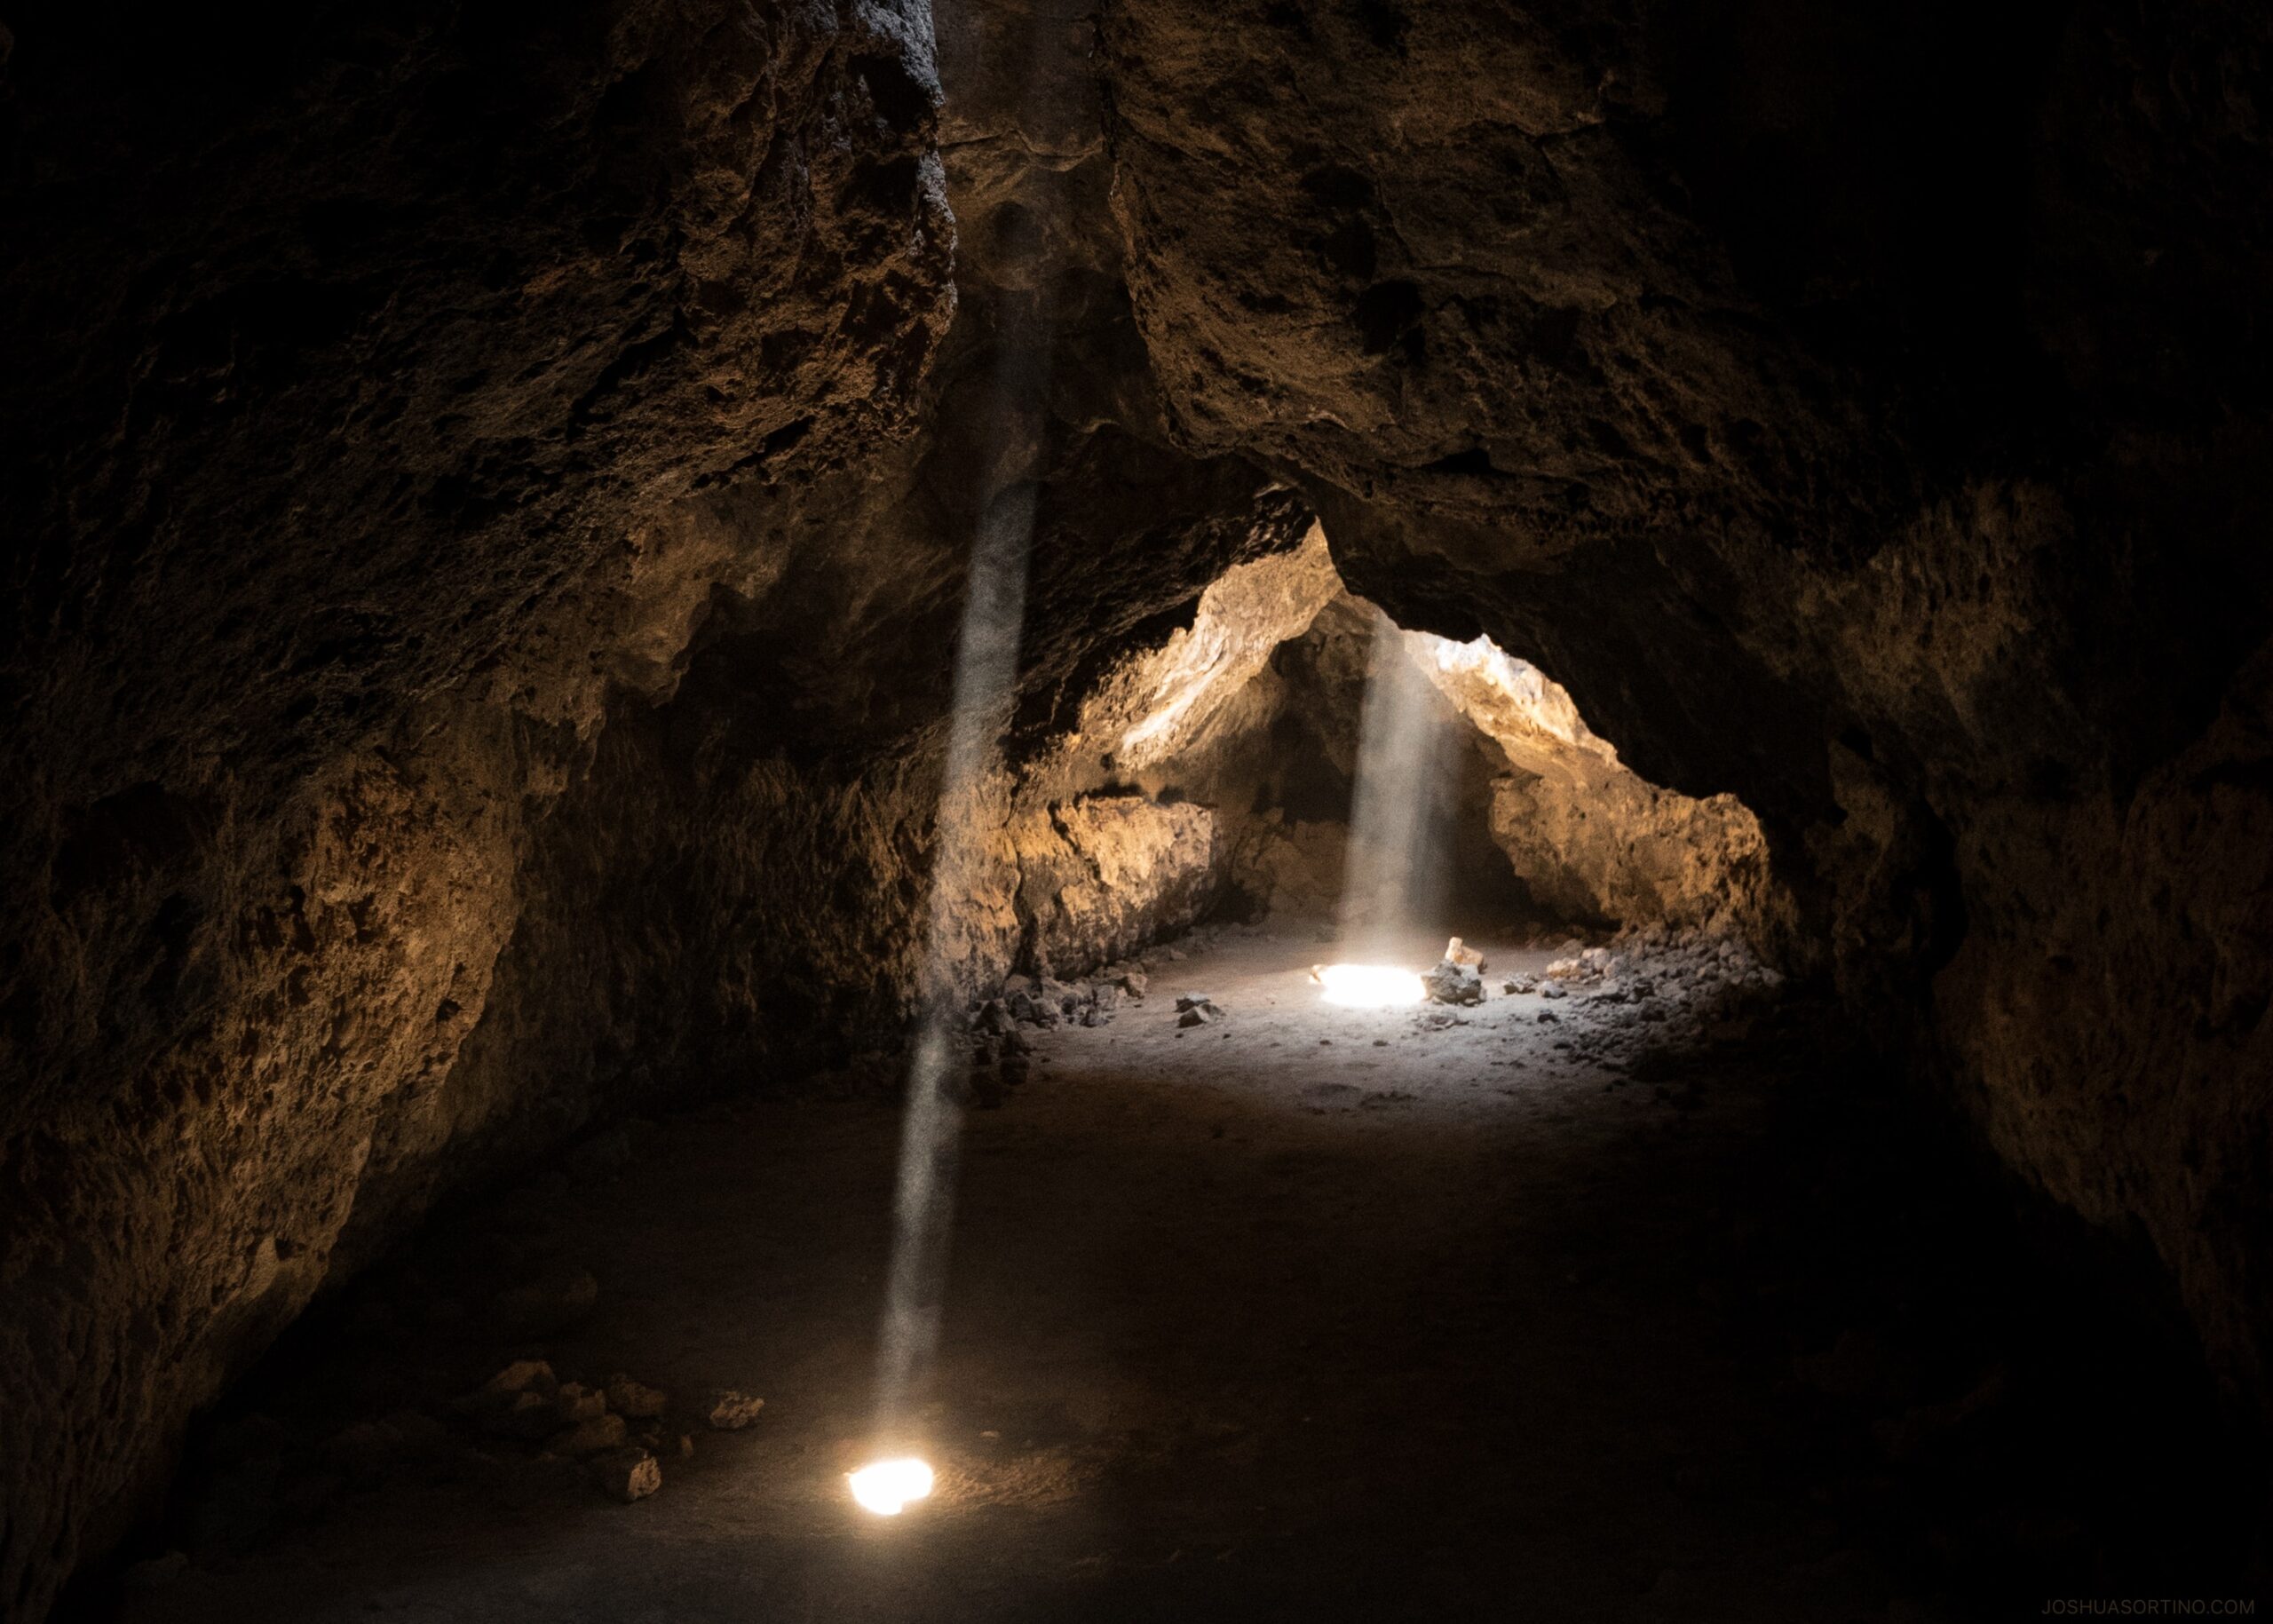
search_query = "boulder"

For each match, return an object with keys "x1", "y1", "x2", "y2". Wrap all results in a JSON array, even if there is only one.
[
  {"x1": 1424, "y1": 962, "x2": 1485, "y2": 1006},
  {"x1": 479, "y1": 1360, "x2": 557, "y2": 1398}
]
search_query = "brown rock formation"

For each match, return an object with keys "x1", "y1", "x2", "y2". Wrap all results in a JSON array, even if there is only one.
[
  {"x1": 1, "y1": 0, "x2": 2269, "y2": 1612},
  {"x1": 1100, "y1": 0, "x2": 2273, "y2": 1403},
  {"x1": 0, "y1": 3, "x2": 960, "y2": 1612},
  {"x1": 1417, "y1": 630, "x2": 1783, "y2": 938}
]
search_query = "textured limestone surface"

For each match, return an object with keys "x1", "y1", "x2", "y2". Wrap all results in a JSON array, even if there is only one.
[
  {"x1": 1014, "y1": 797, "x2": 1223, "y2": 974},
  {"x1": 3, "y1": 0, "x2": 2270, "y2": 1613},
  {"x1": 0, "y1": 3, "x2": 959, "y2": 1614},
  {"x1": 1029, "y1": 525, "x2": 1786, "y2": 947},
  {"x1": 1101, "y1": 0, "x2": 2273, "y2": 1407},
  {"x1": 1418, "y1": 632, "x2": 1785, "y2": 939}
]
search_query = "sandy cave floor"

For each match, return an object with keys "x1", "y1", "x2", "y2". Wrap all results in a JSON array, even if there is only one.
[{"x1": 102, "y1": 925, "x2": 2265, "y2": 1623}]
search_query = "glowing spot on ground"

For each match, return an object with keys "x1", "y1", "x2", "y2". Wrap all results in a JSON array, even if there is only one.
[
  {"x1": 850, "y1": 1457, "x2": 936, "y2": 1516},
  {"x1": 1315, "y1": 963, "x2": 1426, "y2": 1007}
]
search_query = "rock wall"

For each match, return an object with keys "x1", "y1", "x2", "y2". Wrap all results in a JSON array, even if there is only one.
[
  {"x1": 1044, "y1": 525, "x2": 1351, "y2": 924},
  {"x1": 1417, "y1": 632, "x2": 1785, "y2": 939},
  {"x1": 4, "y1": 0, "x2": 2269, "y2": 1612},
  {"x1": 0, "y1": 0, "x2": 1797, "y2": 1610},
  {"x1": 1014, "y1": 796, "x2": 1222, "y2": 973},
  {"x1": 1041, "y1": 524, "x2": 1784, "y2": 943},
  {"x1": 1099, "y1": 0, "x2": 2273, "y2": 1400},
  {"x1": 0, "y1": 4, "x2": 958, "y2": 1614},
  {"x1": 312, "y1": 0, "x2": 1323, "y2": 1269}
]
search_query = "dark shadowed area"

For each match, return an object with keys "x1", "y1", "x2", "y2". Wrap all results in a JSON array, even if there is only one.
[{"x1": 1, "y1": 0, "x2": 2268, "y2": 1618}]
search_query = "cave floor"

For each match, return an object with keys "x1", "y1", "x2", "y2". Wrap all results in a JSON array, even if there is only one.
[{"x1": 115, "y1": 926, "x2": 2261, "y2": 1623}]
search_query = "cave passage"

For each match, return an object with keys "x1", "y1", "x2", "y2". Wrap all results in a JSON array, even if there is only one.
[
  {"x1": 87, "y1": 551, "x2": 2261, "y2": 1622},
  {"x1": 9, "y1": 1, "x2": 2271, "y2": 1618}
]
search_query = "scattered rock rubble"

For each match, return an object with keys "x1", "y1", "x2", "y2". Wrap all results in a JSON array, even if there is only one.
[
  {"x1": 961, "y1": 921, "x2": 1786, "y2": 1100},
  {"x1": 447, "y1": 1359, "x2": 738, "y2": 1503},
  {"x1": 1416, "y1": 924, "x2": 1785, "y2": 1016},
  {"x1": 146, "y1": 1336, "x2": 752, "y2": 1562},
  {"x1": 1535, "y1": 925, "x2": 1782, "y2": 1006},
  {"x1": 965, "y1": 934, "x2": 1219, "y2": 1098},
  {"x1": 1476, "y1": 924, "x2": 1788, "y2": 1075},
  {"x1": 970, "y1": 967, "x2": 1144, "y2": 1035}
]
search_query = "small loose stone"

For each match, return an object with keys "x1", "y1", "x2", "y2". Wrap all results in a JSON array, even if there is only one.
[
  {"x1": 706, "y1": 1389, "x2": 766, "y2": 1430},
  {"x1": 589, "y1": 1446, "x2": 661, "y2": 1503}
]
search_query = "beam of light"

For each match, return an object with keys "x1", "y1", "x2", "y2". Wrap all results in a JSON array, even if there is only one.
[
  {"x1": 849, "y1": 1456, "x2": 937, "y2": 1517},
  {"x1": 869, "y1": 475, "x2": 1040, "y2": 1439},
  {"x1": 1315, "y1": 963, "x2": 1427, "y2": 1007},
  {"x1": 865, "y1": 125, "x2": 1065, "y2": 1480},
  {"x1": 1334, "y1": 606, "x2": 1456, "y2": 963},
  {"x1": 869, "y1": 480, "x2": 1039, "y2": 1453}
]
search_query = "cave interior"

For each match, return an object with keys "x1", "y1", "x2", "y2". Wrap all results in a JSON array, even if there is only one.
[{"x1": 3, "y1": 0, "x2": 2271, "y2": 1619}]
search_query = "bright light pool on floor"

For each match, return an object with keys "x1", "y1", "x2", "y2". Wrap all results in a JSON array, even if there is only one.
[
  {"x1": 850, "y1": 1457, "x2": 936, "y2": 1516},
  {"x1": 1315, "y1": 963, "x2": 1427, "y2": 1008}
]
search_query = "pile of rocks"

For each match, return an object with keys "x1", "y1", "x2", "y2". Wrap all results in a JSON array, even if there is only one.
[
  {"x1": 1534, "y1": 928, "x2": 1781, "y2": 1015},
  {"x1": 452, "y1": 1360, "x2": 750, "y2": 1502},
  {"x1": 963, "y1": 1023, "x2": 1032, "y2": 1105},
  {"x1": 964, "y1": 967, "x2": 1151, "y2": 1104},
  {"x1": 1500, "y1": 970, "x2": 1564, "y2": 1000},
  {"x1": 1176, "y1": 993, "x2": 1221, "y2": 1026},
  {"x1": 1486, "y1": 925, "x2": 1794, "y2": 1078},
  {"x1": 147, "y1": 1353, "x2": 751, "y2": 1572},
  {"x1": 971, "y1": 967, "x2": 1147, "y2": 1034}
]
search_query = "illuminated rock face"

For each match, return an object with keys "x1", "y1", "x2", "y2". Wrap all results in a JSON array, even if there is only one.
[
  {"x1": 0, "y1": 9, "x2": 1312, "y2": 1606},
  {"x1": 1012, "y1": 534, "x2": 1782, "y2": 950},
  {"x1": 2, "y1": 0, "x2": 2270, "y2": 1612},
  {"x1": 1100, "y1": 0, "x2": 2273, "y2": 1412},
  {"x1": 0, "y1": 3, "x2": 967, "y2": 1612},
  {"x1": 1016, "y1": 797, "x2": 1223, "y2": 974},
  {"x1": 1416, "y1": 633, "x2": 1786, "y2": 940}
]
